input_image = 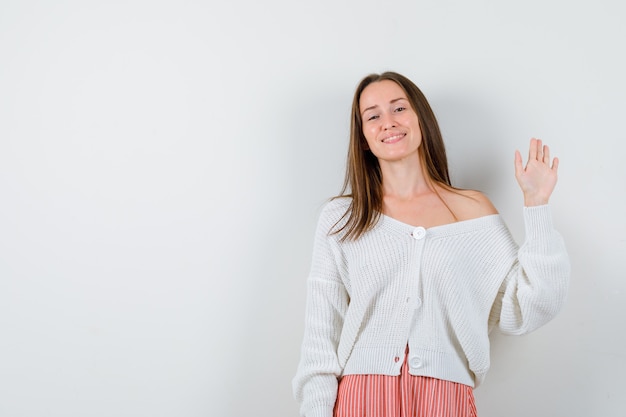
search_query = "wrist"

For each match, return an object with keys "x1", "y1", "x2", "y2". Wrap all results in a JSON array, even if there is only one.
[{"x1": 523, "y1": 196, "x2": 549, "y2": 207}]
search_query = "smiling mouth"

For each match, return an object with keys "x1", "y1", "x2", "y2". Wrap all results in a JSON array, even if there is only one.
[{"x1": 382, "y1": 133, "x2": 406, "y2": 143}]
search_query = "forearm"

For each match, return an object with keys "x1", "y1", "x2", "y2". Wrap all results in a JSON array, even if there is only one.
[{"x1": 496, "y1": 205, "x2": 570, "y2": 334}]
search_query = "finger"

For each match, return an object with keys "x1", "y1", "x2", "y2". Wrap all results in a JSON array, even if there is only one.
[
  {"x1": 536, "y1": 139, "x2": 543, "y2": 160},
  {"x1": 514, "y1": 149, "x2": 523, "y2": 177},
  {"x1": 552, "y1": 156, "x2": 559, "y2": 172},
  {"x1": 528, "y1": 138, "x2": 538, "y2": 161},
  {"x1": 543, "y1": 144, "x2": 551, "y2": 164}
]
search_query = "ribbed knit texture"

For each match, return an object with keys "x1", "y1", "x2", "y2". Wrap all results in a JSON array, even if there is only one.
[
  {"x1": 335, "y1": 353, "x2": 477, "y2": 417},
  {"x1": 293, "y1": 198, "x2": 570, "y2": 417}
]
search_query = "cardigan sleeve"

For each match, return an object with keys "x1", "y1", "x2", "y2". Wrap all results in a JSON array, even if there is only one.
[
  {"x1": 292, "y1": 204, "x2": 350, "y2": 417},
  {"x1": 489, "y1": 205, "x2": 570, "y2": 335}
]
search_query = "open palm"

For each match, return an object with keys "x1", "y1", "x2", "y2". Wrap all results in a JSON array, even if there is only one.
[{"x1": 514, "y1": 138, "x2": 559, "y2": 206}]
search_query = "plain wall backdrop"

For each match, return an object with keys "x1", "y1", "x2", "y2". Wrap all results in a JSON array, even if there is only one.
[{"x1": 1, "y1": 1, "x2": 624, "y2": 416}]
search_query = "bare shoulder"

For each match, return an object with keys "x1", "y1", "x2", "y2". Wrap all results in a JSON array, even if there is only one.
[{"x1": 443, "y1": 188, "x2": 499, "y2": 221}]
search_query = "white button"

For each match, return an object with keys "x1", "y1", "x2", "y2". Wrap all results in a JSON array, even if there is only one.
[
  {"x1": 412, "y1": 226, "x2": 426, "y2": 240},
  {"x1": 414, "y1": 298, "x2": 422, "y2": 308},
  {"x1": 410, "y1": 356, "x2": 423, "y2": 368}
]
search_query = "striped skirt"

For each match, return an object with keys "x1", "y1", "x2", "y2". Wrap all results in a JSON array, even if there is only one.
[{"x1": 333, "y1": 352, "x2": 477, "y2": 417}]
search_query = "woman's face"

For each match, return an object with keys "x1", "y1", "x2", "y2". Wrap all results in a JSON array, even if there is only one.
[{"x1": 359, "y1": 80, "x2": 422, "y2": 164}]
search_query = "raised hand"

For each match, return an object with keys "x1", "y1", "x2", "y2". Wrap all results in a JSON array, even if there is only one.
[{"x1": 514, "y1": 138, "x2": 559, "y2": 206}]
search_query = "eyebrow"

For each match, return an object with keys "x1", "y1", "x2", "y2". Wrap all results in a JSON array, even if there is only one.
[{"x1": 361, "y1": 97, "x2": 408, "y2": 116}]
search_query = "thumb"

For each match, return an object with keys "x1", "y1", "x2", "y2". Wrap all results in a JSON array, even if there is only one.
[{"x1": 514, "y1": 149, "x2": 524, "y2": 179}]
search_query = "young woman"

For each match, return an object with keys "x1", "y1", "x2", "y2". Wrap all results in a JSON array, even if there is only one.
[{"x1": 292, "y1": 72, "x2": 570, "y2": 417}]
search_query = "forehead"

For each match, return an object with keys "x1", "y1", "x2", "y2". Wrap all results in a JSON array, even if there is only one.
[{"x1": 359, "y1": 80, "x2": 408, "y2": 109}]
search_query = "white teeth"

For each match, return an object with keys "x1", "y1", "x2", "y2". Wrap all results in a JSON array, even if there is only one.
[{"x1": 382, "y1": 134, "x2": 404, "y2": 143}]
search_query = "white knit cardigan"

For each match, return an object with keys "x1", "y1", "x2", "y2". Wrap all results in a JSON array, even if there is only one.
[{"x1": 292, "y1": 197, "x2": 570, "y2": 417}]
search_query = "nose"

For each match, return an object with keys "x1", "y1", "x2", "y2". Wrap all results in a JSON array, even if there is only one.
[{"x1": 381, "y1": 112, "x2": 396, "y2": 129}]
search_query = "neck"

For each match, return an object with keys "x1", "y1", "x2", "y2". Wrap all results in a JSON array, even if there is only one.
[{"x1": 379, "y1": 154, "x2": 434, "y2": 200}]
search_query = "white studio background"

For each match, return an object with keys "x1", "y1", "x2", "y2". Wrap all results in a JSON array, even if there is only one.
[{"x1": 0, "y1": 1, "x2": 624, "y2": 416}]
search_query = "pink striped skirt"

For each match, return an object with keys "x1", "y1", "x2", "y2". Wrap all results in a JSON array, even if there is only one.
[{"x1": 334, "y1": 352, "x2": 477, "y2": 417}]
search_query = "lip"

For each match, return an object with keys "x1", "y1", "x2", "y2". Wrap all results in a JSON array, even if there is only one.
[{"x1": 381, "y1": 133, "x2": 406, "y2": 144}]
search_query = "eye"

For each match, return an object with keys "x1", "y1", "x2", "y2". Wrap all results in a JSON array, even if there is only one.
[
  {"x1": 367, "y1": 114, "x2": 379, "y2": 121},
  {"x1": 394, "y1": 106, "x2": 406, "y2": 112}
]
